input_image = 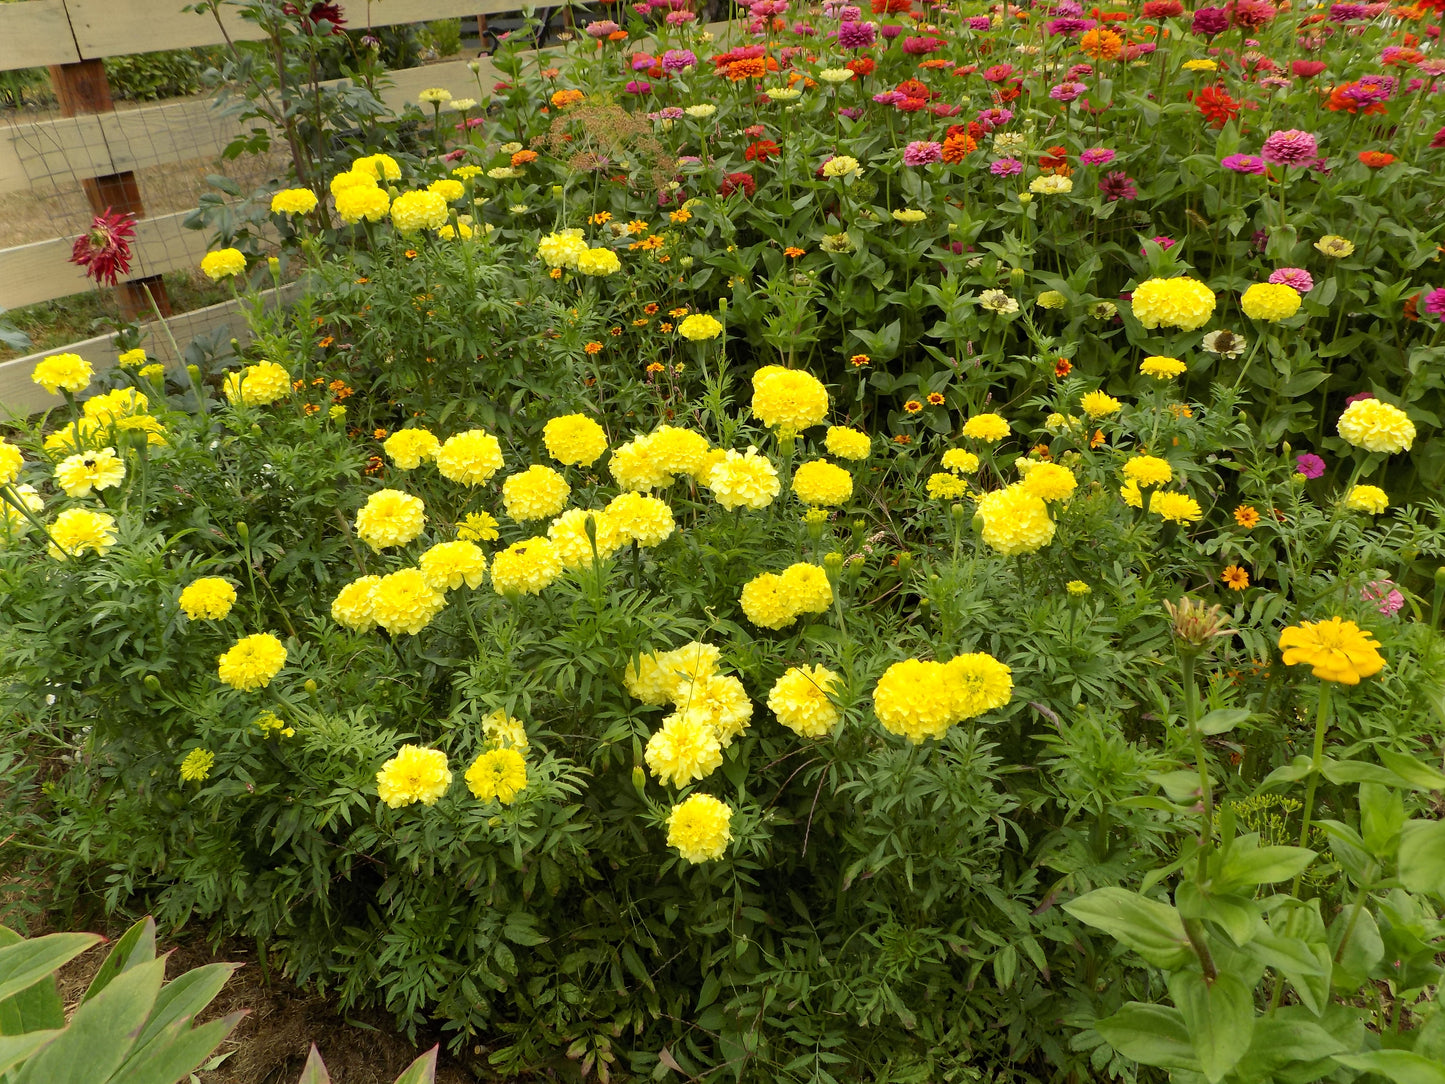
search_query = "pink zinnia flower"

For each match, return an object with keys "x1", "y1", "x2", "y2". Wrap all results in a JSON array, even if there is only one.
[
  {"x1": 903, "y1": 141, "x2": 943, "y2": 166},
  {"x1": 1192, "y1": 6, "x2": 1230, "y2": 35},
  {"x1": 1222, "y1": 153, "x2": 1267, "y2": 174},
  {"x1": 1050, "y1": 82, "x2": 1088, "y2": 101},
  {"x1": 1142, "y1": 235, "x2": 1176, "y2": 254},
  {"x1": 1269, "y1": 268, "x2": 1314, "y2": 293},
  {"x1": 1295, "y1": 453, "x2": 1326, "y2": 479},
  {"x1": 968, "y1": 15, "x2": 991, "y2": 28},
  {"x1": 1421, "y1": 287, "x2": 1445, "y2": 321},
  {"x1": 70, "y1": 207, "x2": 136, "y2": 287},
  {"x1": 1260, "y1": 129, "x2": 1319, "y2": 166},
  {"x1": 990, "y1": 157, "x2": 1023, "y2": 176},
  {"x1": 1362, "y1": 580, "x2": 1405, "y2": 617},
  {"x1": 1079, "y1": 147, "x2": 1115, "y2": 165},
  {"x1": 1098, "y1": 171, "x2": 1137, "y2": 201},
  {"x1": 836, "y1": 20, "x2": 876, "y2": 47}
]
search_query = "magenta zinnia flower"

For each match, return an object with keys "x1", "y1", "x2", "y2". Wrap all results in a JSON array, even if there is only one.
[
  {"x1": 1421, "y1": 287, "x2": 1445, "y2": 321},
  {"x1": 1269, "y1": 268, "x2": 1314, "y2": 293},
  {"x1": 1191, "y1": 6, "x2": 1230, "y2": 35},
  {"x1": 1295, "y1": 453, "x2": 1326, "y2": 479},
  {"x1": 1098, "y1": 171, "x2": 1137, "y2": 201},
  {"x1": 661, "y1": 49, "x2": 697, "y2": 71},
  {"x1": 967, "y1": 15, "x2": 991, "y2": 28},
  {"x1": 1079, "y1": 147, "x2": 1115, "y2": 165},
  {"x1": 836, "y1": 20, "x2": 876, "y2": 48},
  {"x1": 903, "y1": 141, "x2": 943, "y2": 166},
  {"x1": 1050, "y1": 82, "x2": 1088, "y2": 102},
  {"x1": 70, "y1": 207, "x2": 136, "y2": 287},
  {"x1": 989, "y1": 157, "x2": 1023, "y2": 176},
  {"x1": 1221, "y1": 153, "x2": 1267, "y2": 174},
  {"x1": 1260, "y1": 129, "x2": 1319, "y2": 166}
]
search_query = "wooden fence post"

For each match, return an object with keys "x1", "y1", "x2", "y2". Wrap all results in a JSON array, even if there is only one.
[{"x1": 46, "y1": 57, "x2": 172, "y2": 319}]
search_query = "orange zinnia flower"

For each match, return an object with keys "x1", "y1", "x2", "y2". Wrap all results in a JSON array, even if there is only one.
[
  {"x1": 1221, "y1": 565, "x2": 1250, "y2": 590},
  {"x1": 1357, "y1": 150, "x2": 1395, "y2": 167},
  {"x1": 511, "y1": 150, "x2": 538, "y2": 167},
  {"x1": 1079, "y1": 27, "x2": 1123, "y2": 61},
  {"x1": 585, "y1": 341, "x2": 604, "y2": 355},
  {"x1": 1233, "y1": 505, "x2": 1260, "y2": 528}
]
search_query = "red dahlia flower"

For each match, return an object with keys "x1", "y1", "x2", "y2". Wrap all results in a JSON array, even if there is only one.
[{"x1": 69, "y1": 207, "x2": 136, "y2": 287}]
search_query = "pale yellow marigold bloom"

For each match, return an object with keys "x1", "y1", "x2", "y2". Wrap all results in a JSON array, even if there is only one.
[
  {"x1": 976, "y1": 485, "x2": 1055, "y2": 555},
  {"x1": 1343, "y1": 484, "x2": 1388, "y2": 514},
  {"x1": 270, "y1": 188, "x2": 318, "y2": 215},
  {"x1": 201, "y1": 248, "x2": 247, "y2": 280},
  {"x1": 543, "y1": 413, "x2": 608, "y2": 466},
  {"x1": 706, "y1": 448, "x2": 780, "y2": 511},
  {"x1": 666, "y1": 793, "x2": 732, "y2": 862},
  {"x1": 1122, "y1": 455, "x2": 1173, "y2": 487},
  {"x1": 355, "y1": 489, "x2": 426, "y2": 552},
  {"x1": 384, "y1": 429, "x2": 441, "y2": 470},
  {"x1": 390, "y1": 190, "x2": 449, "y2": 233},
  {"x1": 1336, "y1": 399, "x2": 1415, "y2": 454},
  {"x1": 420, "y1": 540, "x2": 488, "y2": 591},
  {"x1": 437, "y1": 429, "x2": 504, "y2": 486},
  {"x1": 490, "y1": 537, "x2": 563, "y2": 596},
  {"x1": 371, "y1": 568, "x2": 447, "y2": 634},
  {"x1": 677, "y1": 314, "x2": 723, "y2": 340},
  {"x1": 792, "y1": 459, "x2": 853, "y2": 506},
  {"x1": 751, "y1": 366, "x2": 829, "y2": 431},
  {"x1": 1080, "y1": 391, "x2": 1122, "y2": 419},
  {"x1": 179, "y1": 577, "x2": 236, "y2": 620},
  {"x1": 1130, "y1": 276, "x2": 1216, "y2": 331},
  {"x1": 961, "y1": 413, "x2": 1011, "y2": 442},
  {"x1": 222, "y1": 360, "x2": 291, "y2": 406},
  {"x1": 768, "y1": 664, "x2": 841, "y2": 737},
  {"x1": 54, "y1": 447, "x2": 125, "y2": 498},
  {"x1": 31, "y1": 353, "x2": 93, "y2": 395},
  {"x1": 331, "y1": 575, "x2": 381, "y2": 632},
  {"x1": 1018, "y1": 461, "x2": 1076, "y2": 503},
  {"x1": 47, "y1": 507, "x2": 117, "y2": 559},
  {"x1": 605, "y1": 492, "x2": 675, "y2": 547},
  {"x1": 1139, "y1": 356, "x2": 1186, "y2": 379},
  {"x1": 502, "y1": 465, "x2": 570, "y2": 522},
  {"x1": 217, "y1": 633, "x2": 287, "y2": 690},
  {"x1": 825, "y1": 426, "x2": 871, "y2": 461},
  {"x1": 645, "y1": 708, "x2": 723, "y2": 787},
  {"x1": 376, "y1": 745, "x2": 451, "y2": 808}
]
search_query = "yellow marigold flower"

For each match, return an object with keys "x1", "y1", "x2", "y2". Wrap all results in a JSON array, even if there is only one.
[
  {"x1": 1278, "y1": 617, "x2": 1385, "y2": 685},
  {"x1": 83, "y1": 387, "x2": 148, "y2": 421},
  {"x1": 1182, "y1": 58, "x2": 1218, "y2": 71},
  {"x1": 0, "y1": 484, "x2": 42, "y2": 539},
  {"x1": 740, "y1": 571, "x2": 796, "y2": 629},
  {"x1": 649, "y1": 426, "x2": 711, "y2": 477},
  {"x1": 676, "y1": 673, "x2": 753, "y2": 747},
  {"x1": 1130, "y1": 276, "x2": 1217, "y2": 331},
  {"x1": 751, "y1": 366, "x2": 830, "y2": 431},
  {"x1": 331, "y1": 575, "x2": 381, "y2": 632},
  {"x1": 222, "y1": 360, "x2": 291, "y2": 406},
  {"x1": 1241, "y1": 282, "x2": 1303, "y2": 322},
  {"x1": 371, "y1": 568, "x2": 447, "y2": 635},
  {"x1": 873, "y1": 658, "x2": 958, "y2": 744},
  {"x1": 945, "y1": 652, "x2": 1012, "y2": 720},
  {"x1": 47, "y1": 507, "x2": 117, "y2": 560},
  {"x1": 625, "y1": 649, "x2": 679, "y2": 705},
  {"x1": 1337, "y1": 398, "x2": 1415, "y2": 454},
  {"x1": 502, "y1": 465, "x2": 570, "y2": 522},
  {"x1": 179, "y1": 577, "x2": 236, "y2": 620},
  {"x1": 645, "y1": 709, "x2": 723, "y2": 787},
  {"x1": 961, "y1": 413, "x2": 1011, "y2": 442},
  {"x1": 217, "y1": 633, "x2": 287, "y2": 690},
  {"x1": 31, "y1": 352, "x2": 93, "y2": 395},
  {"x1": 270, "y1": 188, "x2": 318, "y2": 215},
  {"x1": 330, "y1": 169, "x2": 378, "y2": 197},
  {"x1": 537, "y1": 229, "x2": 589, "y2": 269},
  {"x1": 822, "y1": 155, "x2": 861, "y2": 178},
  {"x1": 54, "y1": 447, "x2": 125, "y2": 498},
  {"x1": 200, "y1": 248, "x2": 247, "y2": 280},
  {"x1": 355, "y1": 489, "x2": 426, "y2": 551},
  {"x1": 491, "y1": 537, "x2": 563, "y2": 596},
  {"x1": 658, "y1": 642, "x2": 722, "y2": 701},
  {"x1": 768, "y1": 664, "x2": 841, "y2": 737},
  {"x1": 1120, "y1": 478, "x2": 1143, "y2": 508},
  {"x1": 707, "y1": 448, "x2": 780, "y2": 511},
  {"x1": 466, "y1": 747, "x2": 528, "y2": 804},
  {"x1": 390, "y1": 190, "x2": 449, "y2": 233},
  {"x1": 482, "y1": 709, "x2": 529, "y2": 750},
  {"x1": 942, "y1": 449, "x2": 980, "y2": 474},
  {"x1": 437, "y1": 429, "x2": 505, "y2": 486},
  {"x1": 1150, "y1": 491, "x2": 1203, "y2": 524},
  {"x1": 1066, "y1": 580, "x2": 1091, "y2": 597},
  {"x1": 610, "y1": 433, "x2": 675, "y2": 492},
  {"x1": 420, "y1": 540, "x2": 488, "y2": 591},
  {"x1": 1080, "y1": 391, "x2": 1122, "y2": 419},
  {"x1": 781, "y1": 562, "x2": 833, "y2": 616},
  {"x1": 384, "y1": 428, "x2": 441, "y2": 469},
  {"x1": 1019, "y1": 462, "x2": 1076, "y2": 503},
  {"x1": 976, "y1": 485, "x2": 1055, "y2": 556},
  {"x1": 1314, "y1": 235, "x2": 1354, "y2": 259},
  {"x1": 677, "y1": 314, "x2": 723, "y2": 340},
  {"x1": 255, "y1": 711, "x2": 294, "y2": 737},
  {"x1": 1123, "y1": 455, "x2": 1173, "y2": 487},
  {"x1": 0, "y1": 439, "x2": 22, "y2": 487},
  {"x1": 118, "y1": 348, "x2": 147, "y2": 367},
  {"x1": 825, "y1": 427, "x2": 871, "y2": 461},
  {"x1": 139, "y1": 363, "x2": 165, "y2": 381},
  {"x1": 179, "y1": 748, "x2": 215, "y2": 782},
  {"x1": 666, "y1": 793, "x2": 732, "y2": 863},
  {"x1": 927, "y1": 472, "x2": 970, "y2": 499},
  {"x1": 548, "y1": 508, "x2": 623, "y2": 568},
  {"x1": 1140, "y1": 355, "x2": 1187, "y2": 379},
  {"x1": 605, "y1": 492, "x2": 675, "y2": 547},
  {"x1": 543, "y1": 413, "x2": 608, "y2": 466},
  {"x1": 1343, "y1": 484, "x2": 1388, "y2": 514},
  {"x1": 577, "y1": 247, "x2": 622, "y2": 276},
  {"x1": 335, "y1": 185, "x2": 390, "y2": 224},
  {"x1": 376, "y1": 745, "x2": 451, "y2": 808},
  {"x1": 428, "y1": 178, "x2": 464, "y2": 202},
  {"x1": 792, "y1": 459, "x2": 853, "y2": 506},
  {"x1": 353, "y1": 152, "x2": 401, "y2": 181},
  {"x1": 457, "y1": 511, "x2": 500, "y2": 543}
]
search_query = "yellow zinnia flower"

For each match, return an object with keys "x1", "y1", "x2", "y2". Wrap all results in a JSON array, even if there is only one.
[{"x1": 1278, "y1": 617, "x2": 1385, "y2": 685}]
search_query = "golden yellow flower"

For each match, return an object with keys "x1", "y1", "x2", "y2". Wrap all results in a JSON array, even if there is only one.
[
  {"x1": 767, "y1": 664, "x2": 841, "y2": 737},
  {"x1": 376, "y1": 745, "x2": 451, "y2": 808},
  {"x1": 217, "y1": 633, "x2": 287, "y2": 690},
  {"x1": 666, "y1": 793, "x2": 732, "y2": 862},
  {"x1": 1278, "y1": 617, "x2": 1385, "y2": 685}
]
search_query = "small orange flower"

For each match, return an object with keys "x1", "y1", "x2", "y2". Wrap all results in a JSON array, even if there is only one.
[
  {"x1": 609, "y1": 326, "x2": 623, "y2": 336},
  {"x1": 1031, "y1": 443, "x2": 1052, "y2": 460},
  {"x1": 551, "y1": 89, "x2": 585, "y2": 108},
  {"x1": 669, "y1": 208, "x2": 692, "y2": 224},
  {"x1": 1357, "y1": 150, "x2": 1395, "y2": 168},
  {"x1": 585, "y1": 341, "x2": 604, "y2": 355},
  {"x1": 632, "y1": 318, "x2": 650, "y2": 326},
  {"x1": 893, "y1": 434, "x2": 913, "y2": 445},
  {"x1": 355, "y1": 276, "x2": 370, "y2": 284},
  {"x1": 644, "y1": 303, "x2": 660, "y2": 315},
  {"x1": 1090, "y1": 429, "x2": 1106, "y2": 449},
  {"x1": 373, "y1": 428, "x2": 388, "y2": 440},
  {"x1": 404, "y1": 249, "x2": 418, "y2": 259},
  {"x1": 646, "y1": 362, "x2": 665, "y2": 374},
  {"x1": 904, "y1": 399, "x2": 924, "y2": 414},
  {"x1": 1054, "y1": 357, "x2": 1072, "y2": 378},
  {"x1": 364, "y1": 455, "x2": 384, "y2": 476},
  {"x1": 317, "y1": 335, "x2": 335, "y2": 348},
  {"x1": 1234, "y1": 504, "x2": 1260, "y2": 528},
  {"x1": 541, "y1": 67, "x2": 561, "y2": 78},
  {"x1": 926, "y1": 392, "x2": 946, "y2": 405},
  {"x1": 669, "y1": 307, "x2": 690, "y2": 318},
  {"x1": 850, "y1": 353, "x2": 871, "y2": 367},
  {"x1": 512, "y1": 150, "x2": 539, "y2": 167},
  {"x1": 626, "y1": 219, "x2": 649, "y2": 234},
  {"x1": 1221, "y1": 565, "x2": 1250, "y2": 591},
  {"x1": 784, "y1": 246, "x2": 807, "y2": 258},
  {"x1": 659, "y1": 322, "x2": 674, "y2": 333},
  {"x1": 589, "y1": 211, "x2": 613, "y2": 224},
  {"x1": 303, "y1": 403, "x2": 320, "y2": 416},
  {"x1": 549, "y1": 267, "x2": 563, "y2": 280}
]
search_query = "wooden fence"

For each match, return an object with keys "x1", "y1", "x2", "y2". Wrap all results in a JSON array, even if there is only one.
[{"x1": 0, "y1": 0, "x2": 532, "y2": 417}]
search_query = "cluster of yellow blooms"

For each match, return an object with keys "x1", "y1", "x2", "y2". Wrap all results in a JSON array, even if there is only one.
[
  {"x1": 1336, "y1": 398, "x2": 1415, "y2": 454},
  {"x1": 630, "y1": 642, "x2": 751, "y2": 784},
  {"x1": 740, "y1": 563, "x2": 833, "y2": 629},
  {"x1": 872, "y1": 653, "x2": 1013, "y2": 743},
  {"x1": 376, "y1": 709, "x2": 531, "y2": 810}
]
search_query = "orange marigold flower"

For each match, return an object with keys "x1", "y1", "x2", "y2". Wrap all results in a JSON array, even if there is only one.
[
  {"x1": 727, "y1": 58, "x2": 767, "y2": 80},
  {"x1": 1234, "y1": 504, "x2": 1260, "y2": 528},
  {"x1": 1221, "y1": 565, "x2": 1250, "y2": 590},
  {"x1": 850, "y1": 353, "x2": 871, "y2": 367},
  {"x1": 633, "y1": 317, "x2": 650, "y2": 326},
  {"x1": 373, "y1": 428, "x2": 388, "y2": 440},
  {"x1": 584, "y1": 341, "x2": 605, "y2": 355},
  {"x1": 551, "y1": 89, "x2": 585, "y2": 108},
  {"x1": 549, "y1": 267, "x2": 563, "y2": 279}
]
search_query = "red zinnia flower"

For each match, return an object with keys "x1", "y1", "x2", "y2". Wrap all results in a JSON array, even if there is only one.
[
  {"x1": 1195, "y1": 85, "x2": 1242, "y2": 127},
  {"x1": 1142, "y1": 0, "x2": 1183, "y2": 14},
  {"x1": 1358, "y1": 150, "x2": 1395, "y2": 167},
  {"x1": 1291, "y1": 59, "x2": 1327, "y2": 78},
  {"x1": 846, "y1": 57, "x2": 876, "y2": 76},
  {"x1": 894, "y1": 78, "x2": 932, "y2": 100},
  {"x1": 1054, "y1": 357, "x2": 1073, "y2": 377},
  {"x1": 1039, "y1": 144, "x2": 1070, "y2": 168},
  {"x1": 282, "y1": 2, "x2": 346, "y2": 34},
  {"x1": 69, "y1": 207, "x2": 136, "y2": 287},
  {"x1": 719, "y1": 172, "x2": 757, "y2": 197},
  {"x1": 745, "y1": 139, "x2": 781, "y2": 162}
]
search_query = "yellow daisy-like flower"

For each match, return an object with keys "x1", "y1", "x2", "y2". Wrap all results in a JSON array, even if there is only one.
[
  {"x1": 331, "y1": 575, "x2": 381, "y2": 632},
  {"x1": 383, "y1": 429, "x2": 441, "y2": 470},
  {"x1": 1343, "y1": 484, "x2": 1388, "y2": 514},
  {"x1": 960, "y1": 413, "x2": 1011, "y2": 442},
  {"x1": 1139, "y1": 355, "x2": 1187, "y2": 379},
  {"x1": 1130, "y1": 276, "x2": 1217, "y2": 331},
  {"x1": 179, "y1": 748, "x2": 215, "y2": 782},
  {"x1": 1313, "y1": 235, "x2": 1354, "y2": 259},
  {"x1": 767, "y1": 664, "x2": 841, "y2": 738},
  {"x1": 491, "y1": 537, "x2": 563, "y2": 596},
  {"x1": 824, "y1": 426, "x2": 871, "y2": 461},
  {"x1": 666, "y1": 793, "x2": 733, "y2": 863},
  {"x1": 457, "y1": 511, "x2": 499, "y2": 543},
  {"x1": 1080, "y1": 391, "x2": 1122, "y2": 419},
  {"x1": 1278, "y1": 617, "x2": 1385, "y2": 685},
  {"x1": 217, "y1": 633, "x2": 287, "y2": 691},
  {"x1": 543, "y1": 413, "x2": 609, "y2": 466},
  {"x1": 1240, "y1": 282, "x2": 1303, "y2": 323},
  {"x1": 371, "y1": 568, "x2": 447, "y2": 635},
  {"x1": 376, "y1": 745, "x2": 452, "y2": 808},
  {"x1": 54, "y1": 447, "x2": 125, "y2": 498},
  {"x1": 1336, "y1": 398, "x2": 1415, "y2": 454},
  {"x1": 419, "y1": 540, "x2": 488, "y2": 591},
  {"x1": 645, "y1": 709, "x2": 723, "y2": 787},
  {"x1": 31, "y1": 353, "x2": 93, "y2": 395},
  {"x1": 751, "y1": 366, "x2": 830, "y2": 431},
  {"x1": 200, "y1": 248, "x2": 247, "y2": 281},
  {"x1": 465, "y1": 747, "x2": 528, "y2": 804},
  {"x1": 47, "y1": 507, "x2": 117, "y2": 560},
  {"x1": 792, "y1": 459, "x2": 853, "y2": 507},
  {"x1": 1122, "y1": 455, "x2": 1173, "y2": 487},
  {"x1": 706, "y1": 448, "x2": 780, "y2": 511},
  {"x1": 179, "y1": 577, "x2": 236, "y2": 620},
  {"x1": 975, "y1": 485, "x2": 1055, "y2": 555},
  {"x1": 502, "y1": 465, "x2": 571, "y2": 522},
  {"x1": 437, "y1": 429, "x2": 505, "y2": 486},
  {"x1": 355, "y1": 489, "x2": 426, "y2": 552},
  {"x1": 1150, "y1": 491, "x2": 1203, "y2": 524}
]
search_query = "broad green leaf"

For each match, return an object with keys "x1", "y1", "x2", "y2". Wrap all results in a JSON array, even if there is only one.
[
  {"x1": 1095, "y1": 1003, "x2": 1199, "y2": 1072},
  {"x1": 108, "y1": 1012, "x2": 243, "y2": 1084},
  {"x1": 133, "y1": 963, "x2": 239, "y2": 1050},
  {"x1": 82, "y1": 918, "x2": 156, "y2": 1004},
  {"x1": 1334, "y1": 1051, "x2": 1445, "y2": 1084},
  {"x1": 1220, "y1": 845, "x2": 1316, "y2": 887},
  {"x1": 1322, "y1": 760, "x2": 1403, "y2": 787},
  {"x1": 1231, "y1": 1017, "x2": 1346, "y2": 1082},
  {"x1": 1359, "y1": 783, "x2": 1406, "y2": 855},
  {"x1": 297, "y1": 1045, "x2": 332, "y2": 1084},
  {"x1": 393, "y1": 1046, "x2": 439, "y2": 1084},
  {"x1": 13, "y1": 955, "x2": 166, "y2": 1084},
  {"x1": 1260, "y1": 756, "x2": 1315, "y2": 788},
  {"x1": 1196, "y1": 708, "x2": 1250, "y2": 736},
  {"x1": 1064, "y1": 888, "x2": 1193, "y2": 969},
  {"x1": 1170, "y1": 970, "x2": 1255, "y2": 1083},
  {"x1": 1377, "y1": 749, "x2": 1445, "y2": 792},
  {"x1": 1248, "y1": 930, "x2": 1331, "y2": 1015},
  {"x1": 1176, "y1": 884, "x2": 1259, "y2": 947},
  {"x1": 1329, "y1": 907, "x2": 1384, "y2": 991},
  {"x1": 0, "y1": 930, "x2": 63, "y2": 1036},
  {"x1": 0, "y1": 932, "x2": 104, "y2": 1005},
  {"x1": 0, "y1": 1030, "x2": 63, "y2": 1076},
  {"x1": 1398, "y1": 820, "x2": 1445, "y2": 897}
]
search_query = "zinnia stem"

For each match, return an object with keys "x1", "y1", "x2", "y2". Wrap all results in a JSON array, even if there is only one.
[
  {"x1": 1181, "y1": 652, "x2": 1213, "y2": 875},
  {"x1": 1290, "y1": 681, "x2": 1332, "y2": 898}
]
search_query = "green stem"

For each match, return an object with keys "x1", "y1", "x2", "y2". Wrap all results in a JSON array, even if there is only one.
[
  {"x1": 1290, "y1": 682, "x2": 1332, "y2": 898},
  {"x1": 1181, "y1": 652, "x2": 1213, "y2": 877}
]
